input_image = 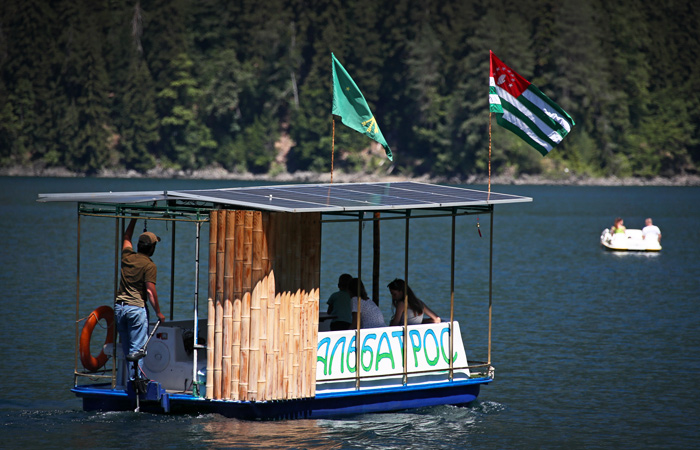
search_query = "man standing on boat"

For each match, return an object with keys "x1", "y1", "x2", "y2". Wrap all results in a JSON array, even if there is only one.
[
  {"x1": 642, "y1": 218, "x2": 662, "y2": 242},
  {"x1": 115, "y1": 217, "x2": 166, "y2": 379}
]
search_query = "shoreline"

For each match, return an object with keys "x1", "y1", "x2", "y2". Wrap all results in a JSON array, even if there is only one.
[{"x1": 2, "y1": 165, "x2": 699, "y2": 186}]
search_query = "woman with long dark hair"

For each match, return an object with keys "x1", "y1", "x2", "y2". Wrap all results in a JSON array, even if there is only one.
[
  {"x1": 387, "y1": 279, "x2": 440, "y2": 326},
  {"x1": 349, "y1": 278, "x2": 386, "y2": 328}
]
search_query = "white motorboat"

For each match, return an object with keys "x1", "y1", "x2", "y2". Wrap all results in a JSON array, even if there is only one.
[{"x1": 600, "y1": 228, "x2": 661, "y2": 252}]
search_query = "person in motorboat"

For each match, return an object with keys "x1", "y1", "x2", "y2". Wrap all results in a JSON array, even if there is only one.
[
  {"x1": 326, "y1": 273, "x2": 353, "y2": 330},
  {"x1": 350, "y1": 278, "x2": 386, "y2": 328},
  {"x1": 611, "y1": 217, "x2": 626, "y2": 235},
  {"x1": 387, "y1": 278, "x2": 441, "y2": 326},
  {"x1": 642, "y1": 218, "x2": 661, "y2": 242},
  {"x1": 114, "y1": 217, "x2": 166, "y2": 379}
]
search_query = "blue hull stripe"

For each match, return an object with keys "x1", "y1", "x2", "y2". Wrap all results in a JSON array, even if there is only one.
[{"x1": 72, "y1": 378, "x2": 489, "y2": 420}]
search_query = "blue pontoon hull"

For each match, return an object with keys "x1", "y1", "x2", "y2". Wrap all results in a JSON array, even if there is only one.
[{"x1": 73, "y1": 377, "x2": 488, "y2": 420}]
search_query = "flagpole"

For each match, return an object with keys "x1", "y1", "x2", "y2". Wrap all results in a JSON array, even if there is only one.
[
  {"x1": 331, "y1": 118, "x2": 335, "y2": 184},
  {"x1": 488, "y1": 111, "x2": 492, "y2": 201}
]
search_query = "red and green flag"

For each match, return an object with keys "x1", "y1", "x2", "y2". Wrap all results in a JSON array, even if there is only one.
[
  {"x1": 489, "y1": 50, "x2": 575, "y2": 156},
  {"x1": 332, "y1": 53, "x2": 392, "y2": 160}
]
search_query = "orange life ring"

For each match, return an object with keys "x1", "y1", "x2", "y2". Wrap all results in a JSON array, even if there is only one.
[{"x1": 79, "y1": 305, "x2": 115, "y2": 372}]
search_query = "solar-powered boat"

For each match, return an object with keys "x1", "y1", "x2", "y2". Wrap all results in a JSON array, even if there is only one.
[{"x1": 38, "y1": 181, "x2": 531, "y2": 419}]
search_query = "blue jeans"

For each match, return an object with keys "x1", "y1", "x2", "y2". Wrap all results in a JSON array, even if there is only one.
[{"x1": 114, "y1": 303, "x2": 148, "y2": 380}]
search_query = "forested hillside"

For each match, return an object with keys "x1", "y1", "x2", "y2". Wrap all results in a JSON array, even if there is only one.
[{"x1": 1, "y1": 0, "x2": 699, "y2": 178}]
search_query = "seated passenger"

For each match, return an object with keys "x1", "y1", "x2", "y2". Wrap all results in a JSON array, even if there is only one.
[
  {"x1": 642, "y1": 217, "x2": 661, "y2": 242},
  {"x1": 349, "y1": 278, "x2": 386, "y2": 329},
  {"x1": 326, "y1": 273, "x2": 353, "y2": 331},
  {"x1": 387, "y1": 278, "x2": 441, "y2": 326},
  {"x1": 611, "y1": 217, "x2": 626, "y2": 235}
]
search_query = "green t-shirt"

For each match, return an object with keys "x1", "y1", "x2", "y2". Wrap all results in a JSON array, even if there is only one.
[
  {"x1": 115, "y1": 247, "x2": 157, "y2": 307},
  {"x1": 326, "y1": 290, "x2": 352, "y2": 324}
]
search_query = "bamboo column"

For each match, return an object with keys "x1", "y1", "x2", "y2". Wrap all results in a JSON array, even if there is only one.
[
  {"x1": 275, "y1": 290, "x2": 284, "y2": 399},
  {"x1": 264, "y1": 213, "x2": 277, "y2": 400},
  {"x1": 259, "y1": 214, "x2": 270, "y2": 399},
  {"x1": 293, "y1": 215, "x2": 303, "y2": 398},
  {"x1": 285, "y1": 291, "x2": 294, "y2": 398},
  {"x1": 278, "y1": 291, "x2": 287, "y2": 398},
  {"x1": 231, "y1": 210, "x2": 244, "y2": 400},
  {"x1": 248, "y1": 279, "x2": 260, "y2": 401},
  {"x1": 309, "y1": 287, "x2": 319, "y2": 396},
  {"x1": 222, "y1": 211, "x2": 235, "y2": 398},
  {"x1": 238, "y1": 211, "x2": 254, "y2": 400},
  {"x1": 247, "y1": 212, "x2": 263, "y2": 400},
  {"x1": 299, "y1": 215, "x2": 308, "y2": 396},
  {"x1": 306, "y1": 289, "x2": 314, "y2": 397},
  {"x1": 239, "y1": 291, "x2": 251, "y2": 400},
  {"x1": 309, "y1": 288, "x2": 316, "y2": 397},
  {"x1": 292, "y1": 289, "x2": 302, "y2": 399},
  {"x1": 257, "y1": 273, "x2": 268, "y2": 399},
  {"x1": 299, "y1": 289, "x2": 307, "y2": 398},
  {"x1": 214, "y1": 210, "x2": 226, "y2": 398},
  {"x1": 266, "y1": 271, "x2": 277, "y2": 400},
  {"x1": 206, "y1": 211, "x2": 217, "y2": 399}
]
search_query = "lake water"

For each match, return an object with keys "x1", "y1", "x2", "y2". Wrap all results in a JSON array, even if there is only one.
[{"x1": 1, "y1": 177, "x2": 699, "y2": 449}]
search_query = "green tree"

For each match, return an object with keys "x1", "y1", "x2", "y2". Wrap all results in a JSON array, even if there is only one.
[
  {"x1": 545, "y1": 0, "x2": 612, "y2": 175},
  {"x1": 639, "y1": 1, "x2": 699, "y2": 175},
  {"x1": 373, "y1": 0, "x2": 413, "y2": 173},
  {"x1": 52, "y1": 0, "x2": 111, "y2": 173},
  {"x1": 118, "y1": 57, "x2": 159, "y2": 171},
  {"x1": 157, "y1": 53, "x2": 216, "y2": 169},
  {"x1": 0, "y1": 79, "x2": 22, "y2": 164},
  {"x1": 404, "y1": 18, "x2": 451, "y2": 175},
  {"x1": 140, "y1": 0, "x2": 189, "y2": 91},
  {"x1": 110, "y1": 2, "x2": 159, "y2": 171},
  {"x1": 199, "y1": 48, "x2": 247, "y2": 171},
  {"x1": 288, "y1": 0, "x2": 349, "y2": 172},
  {"x1": 0, "y1": 0, "x2": 56, "y2": 165}
]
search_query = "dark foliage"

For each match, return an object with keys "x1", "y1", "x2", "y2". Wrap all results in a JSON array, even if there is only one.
[{"x1": 1, "y1": 0, "x2": 698, "y2": 177}]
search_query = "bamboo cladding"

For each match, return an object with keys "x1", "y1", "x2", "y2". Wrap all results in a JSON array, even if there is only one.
[{"x1": 206, "y1": 210, "x2": 320, "y2": 402}]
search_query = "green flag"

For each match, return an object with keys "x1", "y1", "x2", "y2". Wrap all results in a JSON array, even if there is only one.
[{"x1": 332, "y1": 53, "x2": 392, "y2": 160}]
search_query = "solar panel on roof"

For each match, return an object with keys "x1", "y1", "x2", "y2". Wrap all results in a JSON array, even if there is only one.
[
  {"x1": 38, "y1": 181, "x2": 532, "y2": 212},
  {"x1": 170, "y1": 181, "x2": 531, "y2": 212}
]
